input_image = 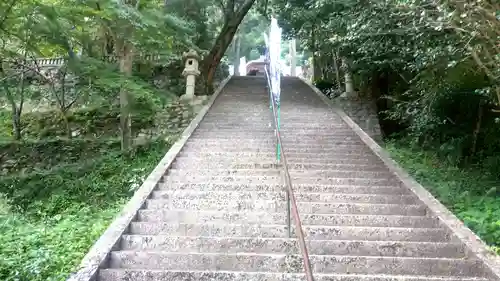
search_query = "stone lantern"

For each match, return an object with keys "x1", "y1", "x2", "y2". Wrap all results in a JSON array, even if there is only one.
[{"x1": 181, "y1": 49, "x2": 200, "y2": 100}]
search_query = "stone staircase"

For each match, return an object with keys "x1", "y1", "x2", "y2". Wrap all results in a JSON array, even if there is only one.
[{"x1": 71, "y1": 76, "x2": 499, "y2": 281}]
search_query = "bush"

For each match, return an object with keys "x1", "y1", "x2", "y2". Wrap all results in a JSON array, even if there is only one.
[
  {"x1": 0, "y1": 138, "x2": 121, "y2": 175},
  {"x1": 386, "y1": 141, "x2": 500, "y2": 254},
  {"x1": 314, "y1": 79, "x2": 341, "y2": 99},
  {"x1": 0, "y1": 203, "x2": 123, "y2": 281},
  {"x1": 0, "y1": 139, "x2": 172, "y2": 216},
  {"x1": 0, "y1": 138, "x2": 173, "y2": 280}
]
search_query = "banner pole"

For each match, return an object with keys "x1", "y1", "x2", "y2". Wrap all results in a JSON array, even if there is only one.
[{"x1": 276, "y1": 104, "x2": 281, "y2": 161}]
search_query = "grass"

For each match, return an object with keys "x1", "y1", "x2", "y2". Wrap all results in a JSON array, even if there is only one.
[
  {"x1": 0, "y1": 202, "x2": 124, "y2": 281},
  {"x1": 386, "y1": 141, "x2": 500, "y2": 254},
  {"x1": 0, "y1": 138, "x2": 174, "y2": 281}
]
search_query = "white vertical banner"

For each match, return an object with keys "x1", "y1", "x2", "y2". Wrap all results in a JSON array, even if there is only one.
[{"x1": 269, "y1": 18, "x2": 281, "y2": 106}]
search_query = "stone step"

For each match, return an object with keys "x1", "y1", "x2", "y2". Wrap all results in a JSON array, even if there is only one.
[
  {"x1": 208, "y1": 108, "x2": 269, "y2": 111},
  {"x1": 184, "y1": 143, "x2": 371, "y2": 154},
  {"x1": 290, "y1": 177, "x2": 400, "y2": 185},
  {"x1": 209, "y1": 106, "x2": 269, "y2": 109},
  {"x1": 210, "y1": 104, "x2": 269, "y2": 107},
  {"x1": 193, "y1": 129, "x2": 358, "y2": 134},
  {"x1": 214, "y1": 96, "x2": 268, "y2": 99},
  {"x1": 163, "y1": 175, "x2": 281, "y2": 185},
  {"x1": 120, "y1": 236, "x2": 466, "y2": 258},
  {"x1": 178, "y1": 151, "x2": 377, "y2": 158},
  {"x1": 184, "y1": 141, "x2": 367, "y2": 149},
  {"x1": 127, "y1": 223, "x2": 451, "y2": 242},
  {"x1": 196, "y1": 124, "x2": 348, "y2": 129},
  {"x1": 181, "y1": 146, "x2": 375, "y2": 154},
  {"x1": 189, "y1": 132, "x2": 360, "y2": 138},
  {"x1": 158, "y1": 183, "x2": 407, "y2": 194},
  {"x1": 180, "y1": 147, "x2": 375, "y2": 155},
  {"x1": 200, "y1": 118, "x2": 344, "y2": 123},
  {"x1": 189, "y1": 134, "x2": 275, "y2": 139},
  {"x1": 172, "y1": 158, "x2": 383, "y2": 168},
  {"x1": 166, "y1": 169, "x2": 392, "y2": 179},
  {"x1": 137, "y1": 210, "x2": 439, "y2": 228},
  {"x1": 188, "y1": 135, "x2": 360, "y2": 140},
  {"x1": 211, "y1": 98, "x2": 269, "y2": 102},
  {"x1": 167, "y1": 168, "x2": 280, "y2": 177},
  {"x1": 107, "y1": 252, "x2": 482, "y2": 276},
  {"x1": 163, "y1": 175, "x2": 400, "y2": 186},
  {"x1": 144, "y1": 199, "x2": 425, "y2": 216},
  {"x1": 282, "y1": 158, "x2": 382, "y2": 165},
  {"x1": 210, "y1": 103, "x2": 269, "y2": 107},
  {"x1": 99, "y1": 269, "x2": 490, "y2": 281},
  {"x1": 195, "y1": 125, "x2": 276, "y2": 130},
  {"x1": 184, "y1": 138, "x2": 365, "y2": 145},
  {"x1": 207, "y1": 109, "x2": 270, "y2": 113},
  {"x1": 180, "y1": 146, "x2": 276, "y2": 152},
  {"x1": 186, "y1": 137, "x2": 364, "y2": 143},
  {"x1": 150, "y1": 190, "x2": 418, "y2": 204}
]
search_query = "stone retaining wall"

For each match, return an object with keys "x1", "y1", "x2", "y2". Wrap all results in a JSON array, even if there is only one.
[{"x1": 332, "y1": 96, "x2": 383, "y2": 143}]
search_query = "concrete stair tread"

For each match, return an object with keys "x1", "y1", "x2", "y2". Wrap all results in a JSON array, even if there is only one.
[
  {"x1": 166, "y1": 169, "x2": 394, "y2": 178},
  {"x1": 178, "y1": 151, "x2": 376, "y2": 156},
  {"x1": 186, "y1": 139, "x2": 364, "y2": 143},
  {"x1": 163, "y1": 178, "x2": 401, "y2": 187},
  {"x1": 107, "y1": 251, "x2": 483, "y2": 276},
  {"x1": 150, "y1": 190, "x2": 418, "y2": 204},
  {"x1": 171, "y1": 163, "x2": 386, "y2": 170},
  {"x1": 99, "y1": 269, "x2": 490, "y2": 281},
  {"x1": 181, "y1": 148, "x2": 372, "y2": 153},
  {"x1": 120, "y1": 235, "x2": 466, "y2": 258},
  {"x1": 171, "y1": 162, "x2": 386, "y2": 170},
  {"x1": 158, "y1": 183, "x2": 408, "y2": 194},
  {"x1": 168, "y1": 168, "x2": 389, "y2": 173},
  {"x1": 163, "y1": 174, "x2": 399, "y2": 182},
  {"x1": 127, "y1": 222, "x2": 451, "y2": 242},
  {"x1": 143, "y1": 199, "x2": 426, "y2": 215},
  {"x1": 173, "y1": 156, "x2": 381, "y2": 162},
  {"x1": 136, "y1": 210, "x2": 441, "y2": 227}
]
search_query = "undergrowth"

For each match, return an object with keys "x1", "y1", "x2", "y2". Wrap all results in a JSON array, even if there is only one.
[
  {"x1": 386, "y1": 140, "x2": 500, "y2": 254},
  {"x1": 0, "y1": 138, "x2": 173, "y2": 280}
]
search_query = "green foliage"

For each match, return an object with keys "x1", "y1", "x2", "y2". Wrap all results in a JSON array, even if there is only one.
[
  {"x1": 0, "y1": 0, "x2": 251, "y2": 280},
  {"x1": 0, "y1": 138, "x2": 172, "y2": 280},
  {"x1": 0, "y1": 139, "x2": 171, "y2": 216},
  {"x1": 274, "y1": 0, "x2": 500, "y2": 166},
  {"x1": 0, "y1": 138, "x2": 121, "y2": 175},
  {"x1": 274, "y1": 0, "x2": 500, "y2": 253},
  {"x1": 0, "y1": 204, "x2": 123, "y2": 281},
  {"x1": 386, "y1": 141, "x2": 500, "y2": 254}
]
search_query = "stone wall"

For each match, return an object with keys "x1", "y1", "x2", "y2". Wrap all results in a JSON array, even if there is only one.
[
  {"x1": 134, "y1": 95, "x2": 208, "y2": 144},
  {"x1": 332, "y1": 95, "x2": 383, "y2": 143}
]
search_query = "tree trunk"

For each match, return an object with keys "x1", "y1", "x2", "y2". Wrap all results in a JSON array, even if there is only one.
[
  {"x1": 118, "y1": 42, "x2": 134, "y2": 151},
  {"x1": 61, "y1": 110, "x2": 72, "y2": 139},
  {"x1": 202, "y1": 23, "x2": 239, "y2": 94},
  {"x1": 11, "y1": 105, "x2": 21, "y2": 141},
  {"x1": 333, "y1": 51, "x2": 342, "y2": 91},
  {"x1": 202, "y1": 0, "x2": 256, "y2": 93},
  {"x1": 311, "y1": 24, "x2": 321, "y2": 81},
  {"x1": 470, "y1": 101, "x2": 483, "y2": 158}
]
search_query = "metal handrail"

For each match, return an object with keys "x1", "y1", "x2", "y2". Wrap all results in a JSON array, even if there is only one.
[{"x1": 264, "y1": 65, "x2": 314, "y2": 281}]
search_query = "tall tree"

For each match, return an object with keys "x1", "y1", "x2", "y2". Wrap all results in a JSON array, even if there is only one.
[{"x1": 202, "y1": 0, "x2": 257, "y2": 93}]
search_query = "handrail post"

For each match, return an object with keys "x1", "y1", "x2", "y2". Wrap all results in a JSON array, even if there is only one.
[
  {"x1": 276, "y1": 105, "x2": 281, "y2": 161},
  {"x1": 286, "y1": 189, "x2": 291, "y2": 238}
]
